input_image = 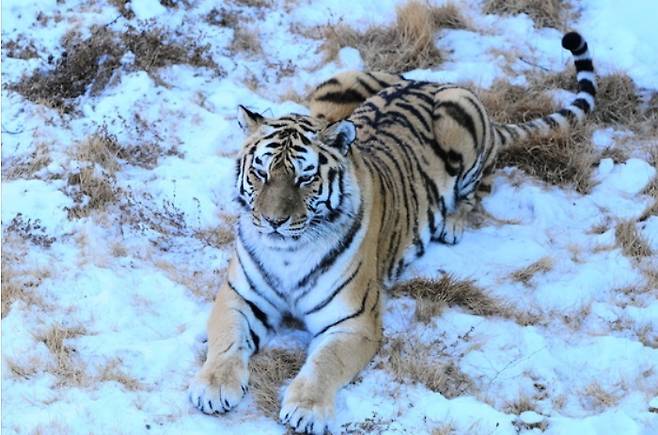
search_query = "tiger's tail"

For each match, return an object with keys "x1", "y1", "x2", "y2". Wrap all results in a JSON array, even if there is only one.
[
  {"x1": 308, "y1": 71, "x2": 402, "y2": 123},
  {"x1": 492, "y1": 31, "x2": 597, "y2": 148}
]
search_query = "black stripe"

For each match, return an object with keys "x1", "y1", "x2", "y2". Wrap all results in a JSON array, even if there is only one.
[
  {"x1": 367, "y1": 72, "x2": 398, "y2": 88},
  {"x1": 228, "y1": 281, "x2": 273, "y2": 330},
  {"x1": 572, "y1": 98, "x2": 591, "y2": 113},
  {"x1": 573, "y1": 42, "x2": 588, "y2": 56},
  {"x1": 558, "y1": 108, "x2": 576, "y2": 121},
  {"x1": 578, "y1": 79, "x2": 596, "y2": 97},
  {"x1": 313, "y1": 77, "x2": 339, "y2": 91},
  {"x1": 313, "y1": 283, "x2": 370, "y2": 337},
  {"x1": 541, "y1": 115, "x2": 559, "y2": 128},
  {"x1": 296, "y1": 201, "x2": 364, "y2": 289},
  {"x1": 574, "y1": 59, "x2": 594, "y2": 72},
  {"x1": 232, "y1": 308, "x2": 260, "y2": 354},
  {"x1": 356, "y1": 76, "x2": 379, "y2": 95},
  {"x1": 316, "y1": 89, "x2": 367, "y2": 104},
  {"x1": 249, "y1": 327, "x2": 260, "y2": 353},
  {"x1": 436, "y1": 101, "x2": 478, "y2": 147},
  {"x1": 237, "y1": 225, "x2": 286, "y2": 299},
  {"x1": 305, "y1": 262, "x2": 362, "y2": 315}
]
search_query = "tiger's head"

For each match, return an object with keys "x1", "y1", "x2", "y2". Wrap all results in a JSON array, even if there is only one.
[{"x1": 235, "y1": 106, "x2": 358, "y2": 244}]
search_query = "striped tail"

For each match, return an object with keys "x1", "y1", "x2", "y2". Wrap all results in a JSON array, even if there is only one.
[
  {"x1": 492, "y1": 31, "x2": 597, "y2": 147},
  {"x1": 308, "y1": 71, "x2": 403, "y2": 123}
]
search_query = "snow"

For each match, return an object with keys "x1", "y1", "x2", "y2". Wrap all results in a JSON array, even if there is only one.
[{"x1": 2, "y1": 0, "x2": 657, "y2": 434}]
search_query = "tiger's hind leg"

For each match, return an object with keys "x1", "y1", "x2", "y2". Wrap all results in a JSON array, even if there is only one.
[
  {"x1": 431, "y1": 86, "x2": 489, "y2": 245},
  {"x1": 438, "y1": 193, "x2": 476, "y2": 245}
]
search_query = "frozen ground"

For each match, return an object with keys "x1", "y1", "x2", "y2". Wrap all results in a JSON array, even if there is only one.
[{"x1": 2, "y1": 0, "x2": 657, "y2": 434}]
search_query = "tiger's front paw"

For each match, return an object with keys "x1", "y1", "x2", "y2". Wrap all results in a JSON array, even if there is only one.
[
  {"x1": 280, "y1": 376, "x2": 334, "y2": 434},
  {"x1": 188, "y1": 354, "x2": 249, "y2": 415}
]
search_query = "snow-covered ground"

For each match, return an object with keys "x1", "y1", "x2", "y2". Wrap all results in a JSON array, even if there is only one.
[{"x1": 2, "y1": 0, "x2": 657, "y2": 434}]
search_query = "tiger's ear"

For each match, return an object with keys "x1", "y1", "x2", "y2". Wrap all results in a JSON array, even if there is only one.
[
  {"x1": 237, "y1": 105, "x2": 265, "y2": 134},
  {"x1": 319, "y1": 120, "x2": 356, "y2": 155}
]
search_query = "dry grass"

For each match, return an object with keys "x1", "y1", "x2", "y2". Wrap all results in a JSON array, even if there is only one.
[
  {"x1": 11, "y1": 25, "x2": 219, "y2": 112},
  {"x1": 108, "y1": 0, "x2": 135, "y2": 19},
  {"x1": 593, "y1": 73, "x2": 642, "y2": 126},
  {"x1": 641, "y1": 148, "x2": 658, "y2": 220},
  {"x1": 321, "y1": 1, "x2": 466, "y2": 73},
  {"x1": 431, "y1": 424, "x2": 456, "y2": 435},
  {"x1": 66, "y1": 166, "x2": 119, "y2": 218},
  {"x1": 581, "y1": 382, "x2": 622, "y2": 410},
  {"x1": 382, "y1": 336, "x2": 472, "y2": 398},
  {"x1": 484, "y1": 70, "x2": 653, "y2": 193},
  {"x1": 510, "y1": 257, "x2": 553, "y2": 286},
  {"x1": 615, "y1": 220, "x2": 652, "y2": 259},
  {"x1": 479, "y1": 78, "x2": 597, "y2": 193},
  {"x1": 496, "y1": 125, "x2": 596, "y2": 193},
  {"x1": 391, "y1": 275, "x2": 504, "y2": 323},
  {"x1": 1, "y1": 236, "x2": 51, "y2": 318},
  {"x1": 37, "y1": 324, "x2": 88, "y2": 386},
  {"x1": 483, "y1": 0, "x2": 566, "y2": 29},
  {"x1": 249, "y1": 348, "x2": 306, "y2": 418},
  {"x1": 480, "y1": 79, "x2": 558, "y2": 124},
  {"x1": 504, "y1": 395, "x2": 535, "y2": 414},
  {"x1": 229, "y1": 25, "x2": 262, "y2": 55},
  {"x1": 4, "y1": 38, "x2": 39, "y2": 59},
  {"x1": 98, "y1": 358, "x2": 143, "y2": 391},
  {"x1": 2, "y1": 142, "x2": 52, "y2": 180}
]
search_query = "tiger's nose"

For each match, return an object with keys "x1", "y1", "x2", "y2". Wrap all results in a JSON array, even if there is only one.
[{"x1": 264, "y1": 215, "x2": 289, "y2": 229}]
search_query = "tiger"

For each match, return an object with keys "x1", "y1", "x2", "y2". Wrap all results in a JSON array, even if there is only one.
[{"x1": 188, "y1": 32, "x2": 596, "y2": 434}]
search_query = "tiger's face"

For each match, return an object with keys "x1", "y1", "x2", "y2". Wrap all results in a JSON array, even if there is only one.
[{"x1": 235, "y1": 106, "x2": 357, "y2": 243}]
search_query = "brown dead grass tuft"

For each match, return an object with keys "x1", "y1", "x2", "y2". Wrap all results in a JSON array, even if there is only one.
[
  {"x1": 382, "y1": 336, "x2": 472, "y2": 398},
  {"x1": 2, "y1": 143, "x2": 52, "y2": 180},
  {"x1": 483, "y1": 0, "x2": 566, "y2": 29},
  {"x1": 66, "y1": 166, "x2": 119, "y2": 218},
  {"x1": 4, "y1": 38, "x2": 39, "y2": 59},
  {"x1": 593, "y1": 73, "x2": 642, "y2": 126},
  {"x1": 495, "y1": 125, "x2": 596, "y2": 193},
  {"x1": 249, "y1": 348, "x2": 306, "y2": 418},
  {"x1": 510, "y1": 257, "x2": 553, "y2": 286},
  {"x1": 391, "y1": 275, "x2": 504, "y2": 323},
  {"x1": 98, "y1": 358, "x2": 143, "y2": 391},
  {"x1": 1, "y1": 237, "x2": 51, "y2": 317},
  {"x1": 11, "y1": 26, "x2": 219, "y2": 112},
  {"x1": 321, "y1": 1, "x2": 466, "y2": 73},
  {"x1": 641, "y1": 147, "x2": 658, "y2": 220},
  {"x1": 581, "y1": 382, "x2": 622, "y2": 410},
  {"x1": 480, "y1": 79, "x2": 557, "y2": 124},
  {"x1": 38, "y1": 324, "x2": 88, "y2": 386},
  {"x1": 431, "y1": 424, "x2": 456, "y2": 435},
  {"x1": 108, "y1": 0, "x2": 135, "y2": 19},
  {"x1": 11, "y1": 26, "x2": 123, "y2": 112},
  {"x1": 504, "y1": 395, "x2": 536, "y2": 414},
  {"x1": 229, "y1": 25, "x2": 263, "y2": 55},
  {"x1": 615, "y1": 220, "x2": 652, "y2": 259}
]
